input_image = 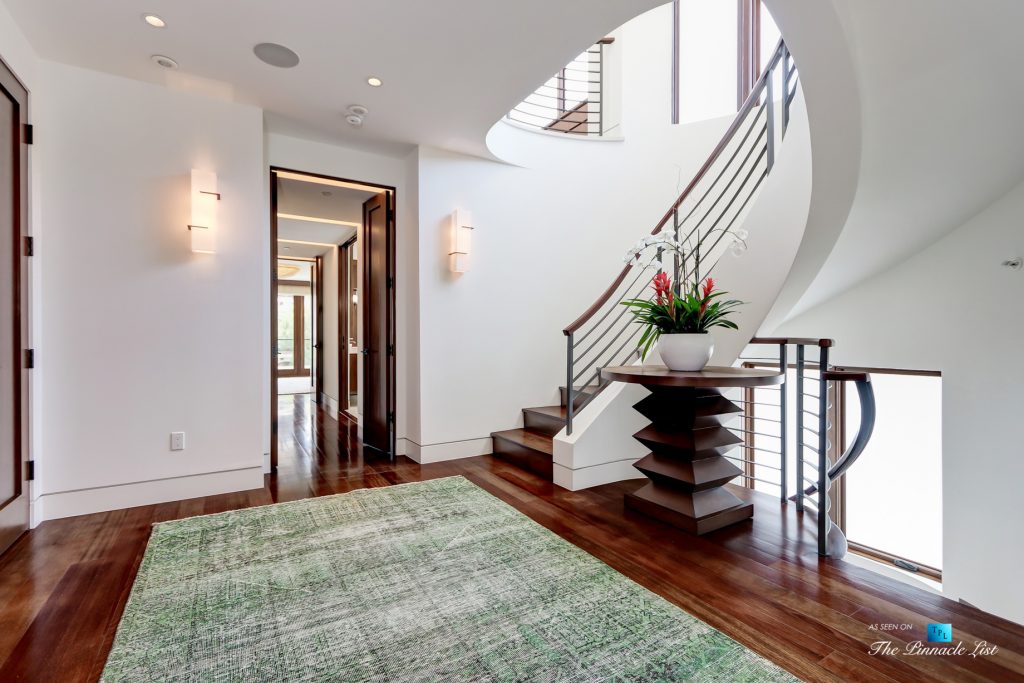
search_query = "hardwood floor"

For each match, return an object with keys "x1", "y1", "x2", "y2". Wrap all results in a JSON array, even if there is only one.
[{"x1": 1, "y1": 394, "x2": 1022, "y2": 682}]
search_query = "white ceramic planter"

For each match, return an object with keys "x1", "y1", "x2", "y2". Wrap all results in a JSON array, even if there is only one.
[{"x1": 657, "y1": 333, "x2": 714, "y2": 371}]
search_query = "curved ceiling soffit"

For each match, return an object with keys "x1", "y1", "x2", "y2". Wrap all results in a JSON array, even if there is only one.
[{"x1": 758, "y1": 0, "x2": 864, "y2": 332}]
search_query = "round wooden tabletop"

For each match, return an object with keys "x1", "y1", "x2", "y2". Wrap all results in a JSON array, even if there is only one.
[{"x1": 600, "y1": 365, "x2": 784, "y2": 388}]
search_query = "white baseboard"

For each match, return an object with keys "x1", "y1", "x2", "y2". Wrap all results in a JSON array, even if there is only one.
[
  {"x1": 553, "y1": 458, "x2": 645, "y2": 491},
  {"x1": 404, "y1": 437, "x2": 493, "y2": 464},
  {"x1": 35, "y1": 466, "x2": 265, "y2": 522}
]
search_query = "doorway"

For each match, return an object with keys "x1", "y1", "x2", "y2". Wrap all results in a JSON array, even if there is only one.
[
  {"x1": 0, "y1": 55, "x2": 30, "y2": 557},
  {"x1": 269, "y1": 168, "x2": 396, "y2": 470}
]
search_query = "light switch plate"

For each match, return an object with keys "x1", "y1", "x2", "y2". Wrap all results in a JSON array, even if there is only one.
[{"x1": 170, "y1": 432, "x2": 186, "y2": 451}]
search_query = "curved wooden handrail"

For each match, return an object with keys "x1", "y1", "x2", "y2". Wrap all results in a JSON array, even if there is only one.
[{"x1": 563, "y1": 39, "x2": 787, "y2": 336}]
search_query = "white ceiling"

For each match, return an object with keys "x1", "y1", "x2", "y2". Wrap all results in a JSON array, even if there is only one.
[
  {"x1": 278, "y1": 176, "x2": 375, "y2": 223},
  {"x1": 3, "y1": 0, "x2": 661, "y2": 157},
  {"x1": 277, "y1": 177, "x2": 367, "y2": 257}
]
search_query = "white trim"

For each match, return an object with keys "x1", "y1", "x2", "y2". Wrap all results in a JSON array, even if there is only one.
[
  {"x1": 35, "y1": 466, "x2": 265, "y2": 521},
  {"x1": 403, "y1": 437, "x2": 493, "y2": 464}
]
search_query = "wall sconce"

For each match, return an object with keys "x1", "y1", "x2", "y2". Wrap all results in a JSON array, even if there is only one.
[
  {"x1": 189, "y1": 169, "x2": 219, "y2": 253},
  {"x1": 449, "y1": 209, "x2": 473, "y2": 273}
]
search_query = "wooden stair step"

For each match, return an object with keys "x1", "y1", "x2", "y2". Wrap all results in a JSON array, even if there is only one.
[
  {"x1": 522, "y1": 405, "x2": 568, "y2": 436},
  {"x1": 491, "y1": 428, "x2": 553, "y2": 478},
  {"x1": 558, "y1": 384, "x2": 601, "y2": 408}
]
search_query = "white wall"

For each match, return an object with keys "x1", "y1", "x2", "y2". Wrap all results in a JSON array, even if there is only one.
[
  {"x1": 267, "y1": 133, "x2": 420, "y2": 453},
  {"x1": 768, "y1": 178, "x2": 1024, "y2": 625},
  {"x1": 32, "y1": 61, "x2": 266, "y2": 519}
]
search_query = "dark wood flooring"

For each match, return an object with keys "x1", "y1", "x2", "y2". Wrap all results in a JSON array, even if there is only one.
[{"x1": 1, "y1": 395, "x2": 1022, "y2": 682}]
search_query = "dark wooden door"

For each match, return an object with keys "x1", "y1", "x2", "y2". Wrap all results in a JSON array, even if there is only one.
[
  {"x1": 0, "y1": 57, "x2": 29, "y2": 556},
  {"x1": 361, "y1": 192, "x2": 393, "y2": 455}
]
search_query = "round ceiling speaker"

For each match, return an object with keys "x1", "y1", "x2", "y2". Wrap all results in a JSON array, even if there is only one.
[
  {"x1": 151, "y1": 54, "x2": 179, "y2": 69},
  {"x1": 253, "y1": 43, "x2": 301, "y2": 68},
  {"x1": 345, "y1": 114, "x2": 364, "y2": 127}
]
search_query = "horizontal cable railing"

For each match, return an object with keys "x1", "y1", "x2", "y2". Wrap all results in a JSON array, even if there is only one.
[
  {"x1": 563, "y1": 39, "x2": 797, "y2": 433},
  {"x1": 507, "y1": 38, "x2": 613, "y2": 136}
]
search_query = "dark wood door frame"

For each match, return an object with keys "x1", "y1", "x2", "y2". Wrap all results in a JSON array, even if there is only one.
[
  {"x1": 360, "y1": 192, "x2": 396, "y2": 457},
  {"x1": 314, "y1": 254, "x2": 324, "y2": 404},
  {"x1": 269, "y1": 167, "x2": 397, "y2": 471},
  {"x1": 0, "y1": 54, "x2": 30, "y2": 556},
  {"x1": 338, "y1": 235, "x2": 357, "y2": 413}
]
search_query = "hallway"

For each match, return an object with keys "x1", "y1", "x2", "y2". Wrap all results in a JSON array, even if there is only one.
[{"x1": 0, "y1": 397, "x2": 1021, "y2": 682}]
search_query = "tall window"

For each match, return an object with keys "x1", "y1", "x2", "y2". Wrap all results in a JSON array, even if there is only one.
[
  {"x1": 841, "y1": 369, "x2": 943, "y2": 579},
  {"x1": 675, "y1": 0, "x2": 781, "y2": 123}
]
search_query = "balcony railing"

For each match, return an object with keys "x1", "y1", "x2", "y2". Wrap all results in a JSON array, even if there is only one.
[
  {"x1": 739, "y1": 338, "x2": 877, "y2": 557},
  {"x1": 506, "y1": 38, "x2": 613, "y2": 137}
]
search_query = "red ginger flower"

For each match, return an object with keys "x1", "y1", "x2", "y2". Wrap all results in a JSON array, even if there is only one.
[
  {"x1": 700, "y1": 277, "x2": 715, "y2": 316},
  {"x1": 652, "y1": 272, "x2": 673, "y2": 306}
]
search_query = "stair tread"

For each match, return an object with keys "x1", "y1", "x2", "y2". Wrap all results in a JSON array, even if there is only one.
[
  {"x1": 491, "y1": 428, "x2": 554, "y2": 455},
  {"x1": 523, "y1": 405, "x2": 568, "y2": 419}
]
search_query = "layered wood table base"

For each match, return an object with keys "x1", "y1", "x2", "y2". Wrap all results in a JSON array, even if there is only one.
[
  {"x1": 602, "y1": 366, "x2": 783, "y2": 535},
  {"x1": 624, "y1": 386, "x2": 752, "y2": 534}
]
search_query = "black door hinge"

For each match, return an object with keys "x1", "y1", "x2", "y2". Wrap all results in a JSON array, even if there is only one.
[
  {"x1": 27, "y1": 460, "x2": 35, "y2": 481},
  {"x1": 23, "y1": 124, "x2": 33, "y2": 145},
  {"x1": 25, "y1": 349, "x2": 35, "y2": 369},
  {"x1": 25, "y1": 236, "x2": 34, "y2": 257},
  {"x1": 388, "y1": 411, "x2": 396, "y2": 424},
  {"x1": 387, "y1": 344, "x2": 395, "y2": 356},
  {"x1": 386, "y1": 276, "x2": 395, "y2": 289}
]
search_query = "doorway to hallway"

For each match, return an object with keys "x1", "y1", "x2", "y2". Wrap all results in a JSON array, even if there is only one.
[{"x1": 269, "y1": 168, "x2": 396, "y2": 470}]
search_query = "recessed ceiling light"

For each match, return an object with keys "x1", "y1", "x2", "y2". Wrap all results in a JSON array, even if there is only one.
[
  {"x1": 253, "y1": 43, "x2": 301, "y2": 69},
  {"x1": 367, "y1": 76, "x2": 383, "y2": 87},
  {"x1": 151, "y1": 55, "x2": 179, "y2": 69},
  {"x1": 143, "y1": 14, "x2": 166, "y2": 28},
  {"x1": 347, "y1": 104, "x2": 368, "y2": 117}
]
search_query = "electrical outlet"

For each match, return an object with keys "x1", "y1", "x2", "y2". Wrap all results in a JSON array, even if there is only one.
[{"x1": 170, "y1": 432, "x2": 186, "y2": 451}]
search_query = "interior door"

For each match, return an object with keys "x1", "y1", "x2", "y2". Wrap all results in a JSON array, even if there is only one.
[
  {"x1": 0, "y1": 57, "x2": 30, "y2": 556},
  {"x1": 361, "y1": 192, "x2": 393, "y2": 454}
]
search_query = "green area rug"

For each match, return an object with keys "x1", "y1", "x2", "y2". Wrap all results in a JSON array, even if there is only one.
[{"x1": 102, "y1": 476, "x2": 797, "y2": 682}]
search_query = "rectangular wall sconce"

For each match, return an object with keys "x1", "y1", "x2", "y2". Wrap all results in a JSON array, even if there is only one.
[
  {"x1": 449, "y1": 209, "x2": 473, "y2": 273},
  {"x1": 189, "y1": 169, "x2": 219, "y2": 254}
]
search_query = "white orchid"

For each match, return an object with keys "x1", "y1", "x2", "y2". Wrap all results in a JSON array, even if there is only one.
[{"x1": 621, "y1": 224, "x2": 751, "y2": 274}]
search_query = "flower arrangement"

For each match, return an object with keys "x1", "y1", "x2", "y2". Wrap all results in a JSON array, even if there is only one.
[{"x1": 621, "y1": 228, "x2": 747, "y2": 363}]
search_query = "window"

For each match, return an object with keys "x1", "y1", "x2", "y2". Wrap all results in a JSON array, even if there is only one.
[
  {"x1": 675, "y1": 0, "x2": 781, "y2": 123},
  {"x1": 839, "y1": 369, "x2": 943, "y2": 579}
]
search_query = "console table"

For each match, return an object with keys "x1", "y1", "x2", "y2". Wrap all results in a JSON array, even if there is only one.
[{"x1": 600, "y1": 365, "x2": 783, "y2": 535}]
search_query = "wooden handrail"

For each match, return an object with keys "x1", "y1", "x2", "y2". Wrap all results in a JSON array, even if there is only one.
[
  {"x1": 563, "y1": 38, "x2": 787, "y2": 336},
  {"x1": 822, "y1": 370, "x2": 870, "y2": 383},
  {"x1": 749, "y1": 336, "x2": 834, "y2": 348}
]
